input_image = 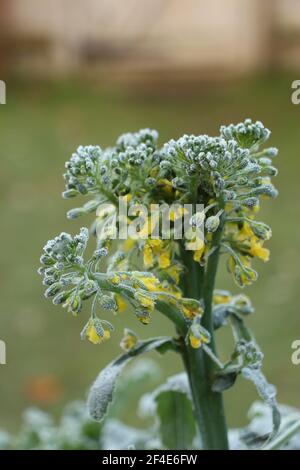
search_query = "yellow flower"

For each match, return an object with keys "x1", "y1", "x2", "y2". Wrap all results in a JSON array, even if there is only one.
[
  {"x1": 189, "y1": 334, "x2": 202, "y2": 349},
  {"x1": 157, "y1": 282, "x2": 182, "y2": 302},
  {"x1": 157, "y1": 178, "x2": 173, "y2": 196},
  {"x1": 186, "y1": 236, "x2": 204, "y2": 253},
  {"x1": 138, "y1": 276, "x2": 160, "y2": 292},
  {"x1": 165, "y1": 264, "x2": 182, "y2": 284},
  {"x1": 109, "y1": 274, "x2": 121, "y2": 285},
  {"x1": 143, "y1": 244, "x2": 154, "y2": 267},
  {"x1": 225, "y1": 202, "x2": 234, "y2": 212},
  {"x1": 136, "y1": 310, "x2": 151, "y2": 324},
  {"x1": 231, "y1": 222, "x2": 270, "y2": 263},
  {"x1": 169, "y1": 206, "x2": 187, "y2": 222},
  {"x1": 115, "y1": 294, "x2": 127, "y2": 313},
  {"x1": 181, "y1": 299, "x2": 204, "y2": 320},
  {"x1": 135, "y1": 292, "x2": 155, "y2": 310},
  {"x1": 86, "y1": 323, "x2": 110, "y2": 345},
  {"x1": 188, "y1": 323, "x2": 210, "y2": 349},
  {"x1": 239, "y1": 222, "x2": 253, "y2": 239},
  {"x1": 234, "y1": 264, "x2": 258, "y2": 287},
  {"x1": 213, "y1": 293, "x2": 232, "y2": 304},
  {"x1": 159, "y1": 250, "x2": 171, "y2": 268},
  {"x1": 143, "y1": 239, "x2": 169, "y2": 268},
  {"x1": 193, "y1": 244, "x2": 205, "y2": 262},
  {"x1": 249, "y1": 239, "x2": 270, "y2": 261},
  {"x1": 120, "y1": 328, "x2": 138, "y2": 351}
]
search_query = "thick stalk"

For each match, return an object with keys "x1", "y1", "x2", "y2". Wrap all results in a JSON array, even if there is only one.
[{"x1": 180, "y1": 216, "x2": 229, "y2": 450}]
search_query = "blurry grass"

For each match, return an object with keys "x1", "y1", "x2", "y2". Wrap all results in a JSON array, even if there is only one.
[{"x1": 0, "y1": 74, "x2": 300, "y2": 431}]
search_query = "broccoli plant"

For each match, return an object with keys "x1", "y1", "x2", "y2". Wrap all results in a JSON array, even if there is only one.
[{"x1": 39, "y1": 119, "x2": 281, "y2": 450}]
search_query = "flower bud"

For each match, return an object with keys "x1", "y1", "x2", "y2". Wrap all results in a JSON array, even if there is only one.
[
  {"x1": 62, "y1": 189, "x2": 79, "y2": 198},
  {"x1": 250, "y1": 222, "x2": 272, "y2": 240},
  {"x1": 135, "y1": 310, "x2": 151, "y2": 325},
  {"x1": 44, "y1": 282, "x2": 62, "y2": 298},
  {"x1": 205, "y1": 215, "x2": 220, "y2": 233},
  {"x1": 52, "y1": 291, "x2": 70, "y2": 305},
  {"x1": 67, "y1": 208, "x2": 86, "y2": 219},
  {"x1": 98, "y1": 295, "x2": 117, "y2": 311}
]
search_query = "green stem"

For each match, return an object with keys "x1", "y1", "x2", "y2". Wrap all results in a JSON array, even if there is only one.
[{"x1": 180, "y1": 216, "x2": 229, "y2": 450}]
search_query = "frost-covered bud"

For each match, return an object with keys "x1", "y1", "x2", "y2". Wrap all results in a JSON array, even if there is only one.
[
  {"x1": 52, "y1": 291, "x2": 70, "y2": 305},
  {"x1": 221, "y1": 119, "x2": 271, "y2": 149},
  {"x1": 171, "y1": 177, "x2": 185, "y2": 189},
  {"x1": 60, "y1": 272, "x2": 76, "y2": 286},
  {"x1": 73, "y1": 256, "x2": 84, "y2": 266},
  {"x1": 82, "y1": 199, "x2": 101, "y2": 213},
  {"x1": 252, "y1": 184, "x2": 278, "y2": 198},
  {"x1": 83, "y1": 280, "x2": 98, "y2": 297},
  {"x1": 260, "y1": 147, "x2": 278, "y2": 158},
  {"x1": 234, "y1": 265, "x2": 258, "y2": 288},
  {"x1": 205, "y1": 215, "x2": 220, "y2": 233},
  {"x1": 67, "y1": 208, "x2": 86, "y2": 219},
  {"x1": 236, "y1": 176, "x2": 248, "y2": 186},
  {"x1": 135, "y1": 310, "x2": 151, "y2": 325},
  {"x1": 258, "y1": 157, "x2": 272, "y2": 166},
  {"x1": 43, "y1": 276, "x2": 56, "y2": 286},
  {"x1": 145, "y1": 177, "x2": 156, "y2": 187},
  {"x1": 67, "y1": 293, "x2": 82, "y2": 314},
  {"x1": 242, "y1": 197, "x2": 259, "y2": 208},
  {"x1": 232, "y1": 294, "x2": 254, "y2": 315},
  {"x1": 223, "y1": 190, "x2": 236, "y2": 201},
  {"x1": 44, "y1": 282, "x2": 62, "y2": 298},
  {"x1": 160, "y1": 160, "x2": 172, "y2": 171},
  {"x1": 250, "y1": 222, "x2": 272, "y2": 240},
  {"x1": 261, "y1": 166, "x2": 278, "y2": 177},
  {"x1": 98, "y1": 295, "x2": 117, "y2": 311},
  {"x1": 93, "y1": 247, "x2": 108, "y2": 259},
  {"x1": 40, "y1": 254, "x2": 54, "y2": 266},
  {"x1": 62, "y1": 189, "x2": 79, "y2": 198}
]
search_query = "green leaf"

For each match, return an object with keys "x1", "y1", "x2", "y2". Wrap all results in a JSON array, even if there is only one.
[
  {"x1": 139, "y1": 373, "x2": 195, "y2": 450},
  {"x1": 87, "y1": 337, "x2": 174, "y2": 421},
  {"x1": 156, "y1": 390, "x2": 196, "y2": 450}
]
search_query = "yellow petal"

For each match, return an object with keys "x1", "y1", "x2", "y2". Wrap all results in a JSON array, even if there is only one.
[
  {"x1": 116, "y1": 294, "x2": 127, "y2": 313},
  {"x1": 189, "y1": 335, "x2": 201, "y2": 349},
  {"x1": 143, "y1": 245, "x2": 154, "y2": 267},
  {"x1": 159, "y1": 251, "x2": 171, "y2": 268}
]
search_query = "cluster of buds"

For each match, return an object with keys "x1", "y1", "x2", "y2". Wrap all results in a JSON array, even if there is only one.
[
  {"x1": 212, "y1": 290, "x2": 254, "y2": 329},
  {"x1": 234, "y1": 340, "x2": 264, "y2": 370},
  {"x1": 39, "y1": 229, "x2": 206, "y2": 344},
  {"x1": 160, "y1": 119, "x2": 278, "y2": 208},
  {"x1": 39, "y1": 119, "x2": 278, "y2": 349}
]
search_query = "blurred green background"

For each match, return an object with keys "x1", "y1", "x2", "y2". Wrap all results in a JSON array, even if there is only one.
[{"x1": 0, "y1": 74, "x2": 299, "y2": 431}]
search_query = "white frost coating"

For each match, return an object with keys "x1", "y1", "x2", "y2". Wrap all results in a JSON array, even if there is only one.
[
  {"x1": 139, "y1": 372, "x2": 191, "y2": 419},
  {"x1": 88, "y1": 362, "x2": 128, "y2": 421},
  {"x1": 87, "y1": 337, "x2": 171, "y2": 421}
]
